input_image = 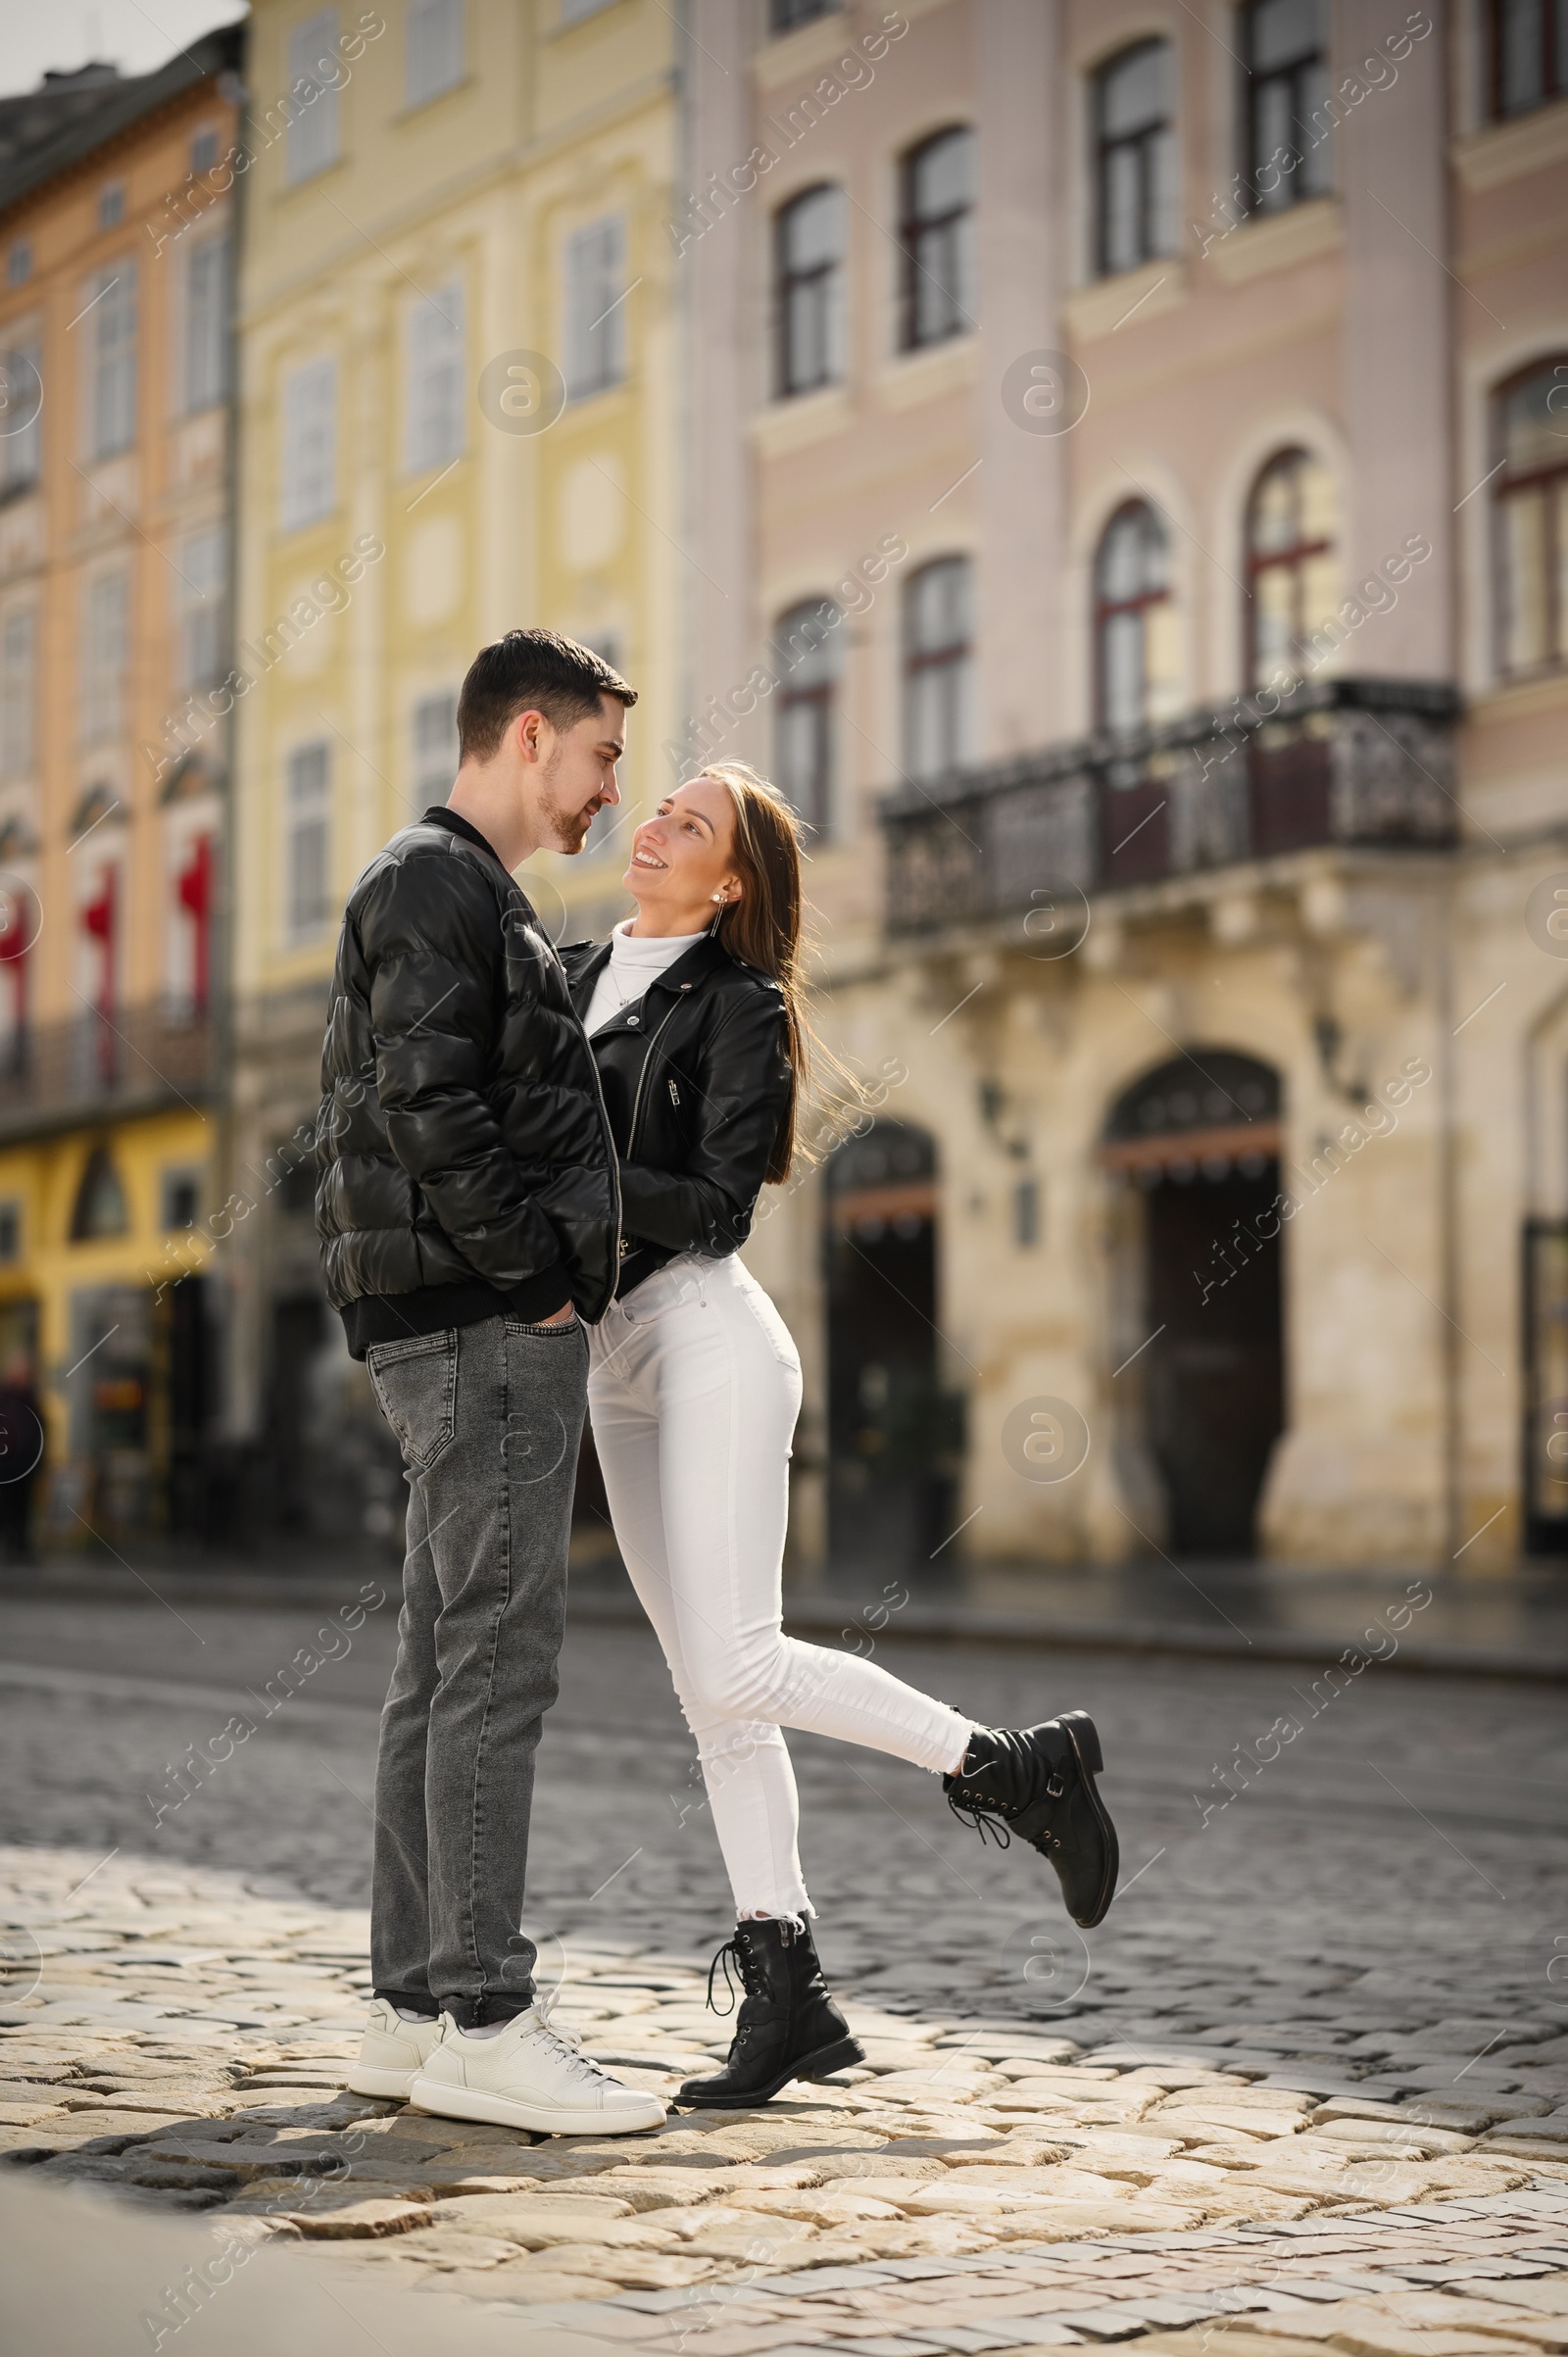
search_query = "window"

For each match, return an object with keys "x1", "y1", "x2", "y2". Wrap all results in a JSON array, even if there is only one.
[
  {"x1": 185, "y1": 235, "x2": 230, "y2": 412},
  {"x1": 1491, "y1": 0, "x2": 1568, "y2": 118},
  {"x1": 411, "y1": 690, "x2": 459, "y2": 803},
  {"x1": 287, "y1": 9, "x2": 342, "y2": 184},
  {"x1": 561, "y1": 0, "x2": 617, "y2": 20},
  {"x1": 408, "y1": 0, "x2": 464, "y2": 104},
  {"x1": 899, "y1": 128, "x2": 975, "y2": 350},
  {"x1": 1242, "y1": 0, "x2": 1331, "y2": 208},
  {"x1": 771, "y1": 0, "x2": 840, "y2": 28},
  {"x1": 83, "y1": 571, "x2": 129, "y2": 743},
  {"x1": 98, "y1": 183, "x2": 124, "y2": 230},
  {"x1": 91, "y1": 264, "x2": 137, "y2": 458},
  {"x1": 1494, "y1": 358, "x2": 1568, "y2": 678},
  {"x1": 406, "y1": 282, "x2": 466, "y2": 473},
  {"x1": 1246, "y1": 449, "x2": 1337, "y2": 686},
  {"x1": 1095, "y1": 40, "x2": 1176, "y2": 276},
  {"x1": 179, "y1": 527, "x2": 226, "y2": 691},
  {"x1": 5, "y1": 243, "x2": 29, "y2": 288},
  {"x1": 191, "y1": 126, "x2": 220, "y2": 175},
  {"x1": 0, "y1": 1203, "x2": 19, "y2": 1261},
  {"x1": 70, "y1": 1145, "x2": 128, "y2": 1241},
  {"x1": 775, "y1": 186, "x2": 845, "y2": 397},
  {"x1": 1095, "y1": 501, "x2": 1174, "y2": 731},
  {"x1": 903, "y1": 558, "x2": 974, "y2": 781},
  {"x1": 773, "y1": 600, "x2": 840, "y2": 835},
  {"x1": 286, "y1": 742, "x2": 332, "y2": 939},
  {"x1": 1, "y1": 610, "x2": 35, "y2": 778},
  {"x1": 280, "y1": 356, "x2": 336, "y2": 530},
  {"x1": 0, "y1": 338, "x2": 41, "y2": 489},
  {"x1": 564, "y1": 216, "x2": 626, "y2": 400},
  {"x1": 162, "y1": 1169, "x2": 200, "y2": 1230}
]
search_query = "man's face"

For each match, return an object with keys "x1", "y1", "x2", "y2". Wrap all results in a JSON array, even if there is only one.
[{"x1": 538, "y1": 695, "x2": 626, "y2": 855}]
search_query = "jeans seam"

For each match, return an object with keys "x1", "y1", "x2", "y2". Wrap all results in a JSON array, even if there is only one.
[{"x1": 463, "y1": 1324, "x2": 514, "y2": 2020}]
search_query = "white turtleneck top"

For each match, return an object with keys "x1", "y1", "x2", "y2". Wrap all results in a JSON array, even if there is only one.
[{"x1": 583, "y1": 919, "x2": 708, "y2": 1038}]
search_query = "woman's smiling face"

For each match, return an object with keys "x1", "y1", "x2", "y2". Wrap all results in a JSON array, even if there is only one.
[{"x1": 624, "y1": 777, "x2": 741, "y2": 929}]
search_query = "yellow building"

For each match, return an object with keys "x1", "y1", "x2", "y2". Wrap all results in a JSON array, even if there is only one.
[
  {"x1": 228, "y1": 0, "x2": 680, "y2": 1537},
  {"x1": 0, "y1": 35, "x2": 241, "y2": 1541}
]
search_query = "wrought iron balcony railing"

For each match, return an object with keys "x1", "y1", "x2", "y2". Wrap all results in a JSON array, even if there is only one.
[
  {"x1": 0, "y1": 1004, "x2": 215, "y2": 1142},
  {"x1": 881, "y1": 676, "x2": 1461, "y2": 937}
]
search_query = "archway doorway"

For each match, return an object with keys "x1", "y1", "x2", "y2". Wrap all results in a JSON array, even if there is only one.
[
  {"x1": 823, "y1": 1119, "x2": 959, "y2": 1573},
  {"x1": 1104, "y1": 1053, "x2": 1285, "y2": 1556}
]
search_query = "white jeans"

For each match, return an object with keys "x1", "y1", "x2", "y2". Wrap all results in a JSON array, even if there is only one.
[{"x1": 587, "y1": 1252, "x2": 972, "y2": 1922}]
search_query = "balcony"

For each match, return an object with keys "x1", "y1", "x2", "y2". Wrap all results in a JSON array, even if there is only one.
[
  {"x1": 881, "y1": 677, "x2": 1461, "y2": 937},
  {"x1": 0, "y1": 1004, "x2": 216, "y2": 1144}
]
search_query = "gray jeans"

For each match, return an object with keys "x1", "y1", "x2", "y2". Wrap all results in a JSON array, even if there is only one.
[{"x1": 365, "y1": 1310, "x2": 587, "y2": 2027}]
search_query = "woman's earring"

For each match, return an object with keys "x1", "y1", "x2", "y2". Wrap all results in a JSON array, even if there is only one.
[{"x1": 711, "y1": 891, "x2": 726, "y2": 905}]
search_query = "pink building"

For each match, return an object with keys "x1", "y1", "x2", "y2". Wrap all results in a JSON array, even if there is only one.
[{"x1": 675, "y1": 0, "x2": 1568, "y2": 1577}]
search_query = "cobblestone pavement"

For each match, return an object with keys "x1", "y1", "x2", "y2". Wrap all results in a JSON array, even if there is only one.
[{"x1": 2, "y1": 1585, "x2": 1567, "y2": 2351}]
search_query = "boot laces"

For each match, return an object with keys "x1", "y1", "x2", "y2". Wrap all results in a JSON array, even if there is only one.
[
  {"x1": 947, "y1": 1734, "x2": 1069, "y2": 1850},
  {"x1": 705, "y1": 1926, "x2": 769, "y2": 2018}
]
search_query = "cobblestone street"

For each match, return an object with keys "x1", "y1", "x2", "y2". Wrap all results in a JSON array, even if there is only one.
[{"x1": 3, "y1": 1579, "x2": 1568, "y2": 2353}]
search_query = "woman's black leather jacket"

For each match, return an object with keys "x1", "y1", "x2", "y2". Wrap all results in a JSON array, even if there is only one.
[{"x1": 558, "y1": 932, "x2": 793, "y2": 1299}]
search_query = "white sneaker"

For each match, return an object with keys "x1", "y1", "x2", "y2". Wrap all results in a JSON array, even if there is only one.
[
  {"x1": 345, "y1": 1999, "x2": 443, "y2": 2099},
  {"x1": 409, "y1": 1995, "x2": 666, "y2": 2136}
]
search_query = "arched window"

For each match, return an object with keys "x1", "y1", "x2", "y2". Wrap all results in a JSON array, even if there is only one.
[
  {"x1": 775, "y1": 185, "x2": 845, "y2": 397},
  {"x1": 772, "y1": 599, "x2": 840, "y2": 836},
  {"x1": 1094, "y1": 40, "x2": 1175, "y2": 276},
  {"x1": 1494, "y1": 358, "x2": 1568, "y2": 679},
  {"x1": 1246, "y1": 448, "x2": 1337, "y2": 686},
  {"x1": 1095, "y1": 501, "x2": 1173, "y2": 731},
  {"x1": 899, "y1": 127, "x2": 975, "y2": 350},
  {"x1": 904, "y1": 558, "x2": 973, "y2": 780},
  {"x1": 71, "y1": 1144, "x2": 129, "y2": 1242}
]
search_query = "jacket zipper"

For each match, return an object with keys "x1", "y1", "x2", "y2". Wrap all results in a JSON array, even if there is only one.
[
  {"x1": 625, "y1": 996, "x2": 686, "y2": 1164},
  {"x1": 538, "y1": 915, "x2": 622, "y2": 1301}
]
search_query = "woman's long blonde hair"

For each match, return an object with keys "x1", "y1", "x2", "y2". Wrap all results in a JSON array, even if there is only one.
[{"x1": 695, "y1": 762, "x2": 814, "y2": 1185}]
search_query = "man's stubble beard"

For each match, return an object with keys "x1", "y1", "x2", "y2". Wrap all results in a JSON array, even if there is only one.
[{"x1": 538, "y1": 744, "x2": 600, "y2": 856}]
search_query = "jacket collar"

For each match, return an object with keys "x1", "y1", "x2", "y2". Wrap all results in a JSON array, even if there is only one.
[{"x1": 562, "y1": 928, "x2": 732, "y2": 1022}]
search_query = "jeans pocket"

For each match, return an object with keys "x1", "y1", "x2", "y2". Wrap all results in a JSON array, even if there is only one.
[{"x1": 367, "y1": 1330, "x2": 458, "y2": 1472}]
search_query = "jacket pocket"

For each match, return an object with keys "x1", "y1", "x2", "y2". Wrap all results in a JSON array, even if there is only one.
[{"x1": 367, "y1": 1330, "x2": 458, "y2": 1472}]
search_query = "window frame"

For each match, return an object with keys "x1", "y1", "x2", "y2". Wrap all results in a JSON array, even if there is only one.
[
  {"x1": 407, "y1": 0, "x2": 466, "y2": 108},
  {"x1": 564, "y1": 214, "x2": 627, "y2": 402},
  {"x1": 770, "y1": 0, "x2": 841, "y2": 30},
  {"x1": 90, "y1": 262, "x2": 137, "y2": 460},
  {"x1": 1244, "y1": 447, "x2": 1335, "y2": 688},
  {"x1": 1492, "y1": 354, "x2": 1568, "y2": 682},
  {"x1": 0, "y1": 606, "x2": 35, "y2": 780},
  {"x1": 1093, "y1": 499, "x2": 1170, "y2": 733},
  {"x1": 411, "y1": 688, "x2": 459, "y2": 805},
  {"x1": 184, "y1": 231, "x2": 230, "y2": 415},
  {"x1": 405, "y1": 280, "x2": 466, "y2": 474},
  {"x1": 1093, "y1": 39, "x2": 1175, "y2": 279},
  {"x1": 285, "y1": 739, "x2": 332, "y2": 943},
  {"x1": 286, "y1": 8, "x2": 343, "y2": 185},
  {"x1": 1239, "y1": 0, "x2": 1331, "y2": 213},
  {"x1": 774, "y1": 183, "x2": 846, "y2": 398},
  {"x1": 902, "y1": 555, "x2": 974, "y2": 782},
  {"x1": 279, "y1": 355, "x2": 337, "y2": 532},
  {"x1": 772, "y1": 599, "x2": 841, "y2": 836},
  {"x1": 898, "y1": 126, "x2": 975, "y2": 353},
  {"x1": 1489, "y1": 0, "x2": 1568, "y2": 120},
  {"x1": 0, "y1": 334, "x2": 42, "y2": 490},
  {"x1": 82, "y1": 568, "x2": 130, "y2": 745}
]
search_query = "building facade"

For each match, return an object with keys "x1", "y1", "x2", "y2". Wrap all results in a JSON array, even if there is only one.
[
  {"x1": 227, "y1": 0, "x2": 682, "y2": 1541},
  {"x1": 0, "y1": 36, "x2": 240, "y2": 1541},
  {"x1": 680, "y1": 0, "x2": 1568, "y2": 1574}
]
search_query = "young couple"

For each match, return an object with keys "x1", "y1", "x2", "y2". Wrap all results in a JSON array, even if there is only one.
[{"x1": 318, "y1": 629, "x2": 1118, "y2": 2139}]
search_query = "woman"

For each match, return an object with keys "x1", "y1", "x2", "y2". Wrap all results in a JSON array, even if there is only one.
[{"x1": 560, "y1": 764, "x2": 1118, "y2": 2112}]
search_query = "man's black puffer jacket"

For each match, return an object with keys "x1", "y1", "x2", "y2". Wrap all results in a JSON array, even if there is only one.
[
  {"x1": 559, "y1": 932, "x2": 793, "y2": 1299},
  {"x1": 317, "y1": 816, "x2": 619, "y2": 1343}
]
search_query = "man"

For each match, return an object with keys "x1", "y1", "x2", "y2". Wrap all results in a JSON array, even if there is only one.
[{"x1": 318, "y1": 629, "x2": 662, "y2": 2136}]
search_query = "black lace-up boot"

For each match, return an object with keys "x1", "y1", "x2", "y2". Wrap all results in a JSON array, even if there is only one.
[
  {"x1": 675, "y1": 1918, "x2": 864, "y2": 2111},
  {"x1": 944, "y1": 1709, "x2": 1119, "y2": 1929}
]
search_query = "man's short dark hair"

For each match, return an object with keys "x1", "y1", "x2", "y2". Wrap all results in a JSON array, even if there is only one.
[{"x1": 456, "y1": 628, "x2": 636, "y2": 763}]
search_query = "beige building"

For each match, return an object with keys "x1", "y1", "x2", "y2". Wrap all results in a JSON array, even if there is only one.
[
  {"x1": 226, "y1": 0, "x2": 681, "y2": 1538},
  {"x1": 678, "y1": 0, "x2": 1568, "y2": 1576}
]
